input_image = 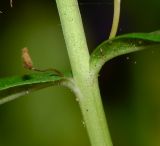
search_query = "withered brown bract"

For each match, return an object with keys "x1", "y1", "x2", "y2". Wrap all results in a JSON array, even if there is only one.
[{"x1": 22, "y1": 48, "x2": 33, "y2": 70}]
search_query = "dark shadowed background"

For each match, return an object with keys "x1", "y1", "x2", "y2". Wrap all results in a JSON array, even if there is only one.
[{"x1": 0, "y1": 0, "x2": 160, "y2": 146}]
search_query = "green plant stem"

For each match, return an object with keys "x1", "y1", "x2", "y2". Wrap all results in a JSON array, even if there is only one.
[
  {"x1": 62, "y1": 77, "x2": 113, "y2": 146},
  {"x1": 109, "y1": 0, "x2": 121, "y2": 39},
  {"x1": 56, "y1": 0, "x2": 113, "y2": 146},
  {"x1": 56, "y1": 0, "x2": 90, "y2": 81}
]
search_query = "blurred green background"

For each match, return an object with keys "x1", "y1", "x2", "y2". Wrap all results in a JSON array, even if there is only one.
[{"x1": 0, "y1": 0, "x2": 160, "y2": 146}]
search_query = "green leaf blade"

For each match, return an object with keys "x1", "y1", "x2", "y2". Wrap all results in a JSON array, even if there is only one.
[
  {"x1": 90, "y1": 31, "x2": 160, "y2": 75},
  {"x1": 0, "y1": 72, "x2": 72, "y2": 105}
]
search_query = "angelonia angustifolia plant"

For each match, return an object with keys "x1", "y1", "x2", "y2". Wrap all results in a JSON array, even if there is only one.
[{"x1": 0, "y1": 0, "x2": 160, "y2": 146}]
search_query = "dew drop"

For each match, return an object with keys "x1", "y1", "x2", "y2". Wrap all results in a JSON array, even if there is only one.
[
  {"x1": 100, "y1": 48, "x2": 103, "y2": 53},
  {"x1": 26, "y1": 90, "x2": 29, "y2": 95},
  {"x1": 132, "y1": 44, "x2": 136, "y2": 47},
  {"x1": 75, "y1": 97, "x2": 79, "y2": 102},
  {"x1": 82, "y1": 120, "x2": 85, "y2": 127},
  {"x1": 126, "y1": 56, "x2": 130, "y2": 60},
  {"x1": 138, "y1": 40, "x2": 142, "y2": 45},
  {"x1": 108, "y1": 40, "x2": 112, "y2": 44}
]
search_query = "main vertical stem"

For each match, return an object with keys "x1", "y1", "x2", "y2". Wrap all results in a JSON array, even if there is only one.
[
  {"x1": 56, "y1": 0, "x2": 113, "y2": 146},
  {"x1": 56, "y1": 0, "x2": 90, "y2": 81}
]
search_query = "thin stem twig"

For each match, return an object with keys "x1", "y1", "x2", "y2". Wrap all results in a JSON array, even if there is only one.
[
  {"x1": 109, "y1": 0, "x2": 121, "y2": 39},
  {"x1": 10, "y1": 0, "x2": 13, "y2": 7},
  {"x1": 22, "y1": 47, "x2": 64, "y2": 76},
  {"x1": 32, "y1": 68, "x2": 64, "y2": 77}
]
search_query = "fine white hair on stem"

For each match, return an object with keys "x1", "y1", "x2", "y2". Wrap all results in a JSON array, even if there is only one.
[{"x1": 109, "y1": 0, "x2": 121, "y2": 39}]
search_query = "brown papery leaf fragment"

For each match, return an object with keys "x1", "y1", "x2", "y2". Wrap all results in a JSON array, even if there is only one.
[{"x1": 22, "y1": 48, "x2": 33, "y2": 70}]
